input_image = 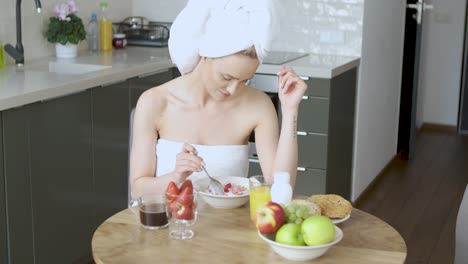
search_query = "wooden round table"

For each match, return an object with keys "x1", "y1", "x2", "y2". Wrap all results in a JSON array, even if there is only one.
[{"x1": 92, "y1": 202, "x2": 407, "y2": 263}]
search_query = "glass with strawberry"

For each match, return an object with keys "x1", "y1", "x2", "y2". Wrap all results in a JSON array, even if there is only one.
[{"x1": 165, "y1": 180, "x2": 198, "y2": 240}]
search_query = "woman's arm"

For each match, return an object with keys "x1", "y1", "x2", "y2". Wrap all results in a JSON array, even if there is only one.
[
  {"x1": 254, "y1": 67, "x2": 307, "y2": 187},
  {"x1": 129, "y1": 89, "x2": 203, "y2": 199},
  {"x1": 275, "y1": 67, "x2": 308, "y2": 187}
]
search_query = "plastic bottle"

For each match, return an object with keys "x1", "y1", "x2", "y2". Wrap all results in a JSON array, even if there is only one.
[
  {"x1": 99, "y1": 2, "x2": 112, "y2": 51},
  {"x1": 87, "y1": 13, "x2": 100, "y2": 52},
  {"x1": 271, "y1": 172, "x2": 293, "y2": 206}
]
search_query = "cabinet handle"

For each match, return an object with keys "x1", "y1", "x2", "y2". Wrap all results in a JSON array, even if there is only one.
[
  {"x1": 249, "y1": 159, "x2": 310, "y2": 172},
  {"x1": 137, "y1": 68, "x2": 170, "y2": 79}
]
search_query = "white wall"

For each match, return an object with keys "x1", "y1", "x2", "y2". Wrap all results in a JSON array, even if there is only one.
[
  {"x1": 132, "y1": 0, "x2": 188, "y2": 23},
  {"x1": 352, "y1": 0, "x2": 406, "y2": 201},
  {"x1": 417, "y1": 0, "x2": 467, "y2": 126},
  {"x1": 0, "y1": 0, "x2": 132, "y2": 63},
  {"x1": 132, "y1": 0, "x2": 364, "y2": 56}
]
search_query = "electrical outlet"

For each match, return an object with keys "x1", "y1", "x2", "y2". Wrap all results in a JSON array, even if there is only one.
[{"x1": 319, "y1": 30, "x2": 345, "y2": 44}]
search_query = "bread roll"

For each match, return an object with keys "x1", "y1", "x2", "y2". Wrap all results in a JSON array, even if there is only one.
[{"x1": 307, "y1": 194, "x2": 352, "y2": 218}]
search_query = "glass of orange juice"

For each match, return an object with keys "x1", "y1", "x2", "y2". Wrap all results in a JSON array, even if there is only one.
[{"x1": 249, "y1": 175, "x2": 272, "y2": 222}]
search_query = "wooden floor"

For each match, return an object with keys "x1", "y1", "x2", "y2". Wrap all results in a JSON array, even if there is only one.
[{"x1": 356, "y1": 130, "x2": 468, "y2": 264}]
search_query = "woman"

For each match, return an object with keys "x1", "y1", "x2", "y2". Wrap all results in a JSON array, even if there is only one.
[{"x1": 130, "y1": 0, "x2": 307, "y2": 198}]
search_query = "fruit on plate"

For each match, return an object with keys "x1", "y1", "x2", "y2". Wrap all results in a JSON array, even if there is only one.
[
  {"x1": 301, "y1": 215, "x2": 335, "y2": 246},
  {"x1": 283, "y1": 199, "x2": 321, "y2": 225},
  {"x1": 275, "y1": 223, "x2": 306, "y2": 246},
  {"x1": 255, "y1": 201, "x2": 286, "y2": 234},
  {"x1": 165, "y1": 180, "x2": 195, "y2": 220}
]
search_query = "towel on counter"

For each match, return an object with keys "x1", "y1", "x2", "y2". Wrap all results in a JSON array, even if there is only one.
[{"x1": 169, "y1": 0, "x2": 279, "y2": 75}]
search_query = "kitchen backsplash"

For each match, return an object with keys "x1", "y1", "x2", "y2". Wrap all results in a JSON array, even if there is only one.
[
  {"x1": 0, "y1": 0, "x2": 131, "y2": 63},
  {"x1": 275, "y1": 0, "x2": 363, "y2": 56},
  {"x1": 132, "y1": 0, "x2": 364, "y2": 57},
  {"x1": 0, "y1": 0, "x2": 363, "y2": 63}
]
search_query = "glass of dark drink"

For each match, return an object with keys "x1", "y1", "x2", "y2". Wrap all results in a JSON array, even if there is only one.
[{"x1": 138, "y1": 195, "x2": 169, "y2": 230}]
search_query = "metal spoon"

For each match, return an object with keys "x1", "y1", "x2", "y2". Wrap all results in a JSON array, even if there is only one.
[{"x1": 202, "y1": 166, "x2": 225, "y2": 196}]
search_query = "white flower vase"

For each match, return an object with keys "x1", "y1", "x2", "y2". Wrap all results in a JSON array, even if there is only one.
[{"x1": 55, "y1": 43, "x2": 78, "y2": 59}]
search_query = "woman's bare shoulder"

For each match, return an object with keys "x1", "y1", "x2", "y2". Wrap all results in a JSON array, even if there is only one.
[
  {"x1": 134, "y1": 77, "x2": 183, "y2": 124},
  {"x1": 243, "y1": 86, "x2": 276, "y2": 112}
]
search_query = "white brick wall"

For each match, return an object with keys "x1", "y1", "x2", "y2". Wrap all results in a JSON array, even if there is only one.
[
  {"x1": 131, "y1": 0, "x2": 364, "y2": 57},
  {"x1": 0, "y1": 0, "x2": 364, "y2": 63},
  {"x1": 132, "y1": 0, "x2": 188, "y2": 22},
  {"x1": 273, "y1": 0, "x2": 364, "y2": 56}
]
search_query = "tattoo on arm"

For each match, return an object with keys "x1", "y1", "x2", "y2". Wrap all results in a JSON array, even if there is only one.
[{"x1": 293, "y1": 114, "x2": 297, "y2": 139}]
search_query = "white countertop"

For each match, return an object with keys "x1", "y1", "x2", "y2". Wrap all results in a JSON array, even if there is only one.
[
  {"x1": 259, "y1": 53, "x2": 360, "y2": 79},
  {"x1": 0, "y1": 47, "x2": 359, "y2": 111}
]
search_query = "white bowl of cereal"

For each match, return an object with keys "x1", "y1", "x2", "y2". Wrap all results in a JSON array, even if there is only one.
[{"x1": 193, "y1": 176, "x2": 249, "y2": 209}]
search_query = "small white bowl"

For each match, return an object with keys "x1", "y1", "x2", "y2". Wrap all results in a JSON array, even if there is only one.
[
  {"x1": 257, "y1": 226, "x2": 343, "y2": 261},
  {"x1": 193, "y1": 176, "x2": 249, "y2": 209}
]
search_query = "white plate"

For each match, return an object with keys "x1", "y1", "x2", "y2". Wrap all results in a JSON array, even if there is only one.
[{"x1": 331, "y1": 214, "x2": 351, "y2": 224}]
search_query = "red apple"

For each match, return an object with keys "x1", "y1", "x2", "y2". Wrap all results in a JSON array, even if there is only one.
[{"x1": 255, "y1": 201, "x2": 286, "y2": 234}]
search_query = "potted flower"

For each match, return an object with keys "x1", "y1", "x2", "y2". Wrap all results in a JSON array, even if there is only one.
[{"x1": 46, "y1": 0, "x2": 86, "y2": 58}]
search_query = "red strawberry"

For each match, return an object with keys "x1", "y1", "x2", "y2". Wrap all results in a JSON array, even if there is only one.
[
  {"x1": 176, "y1": 206, "x2": 194, "y2": 221},
  {"x1": 224, "y1": 183, "x2": 232, "y2": 193},
  {"x1": 168, "y1": 200, "x2": 180, "y2": 215},
  {"x1": 166, "y1": 181, "x2": 180, "y2": 201},
  {"x1": 177, "y1": 187, "x2": 194, "y2": 207},
  {"x1": 179, "y1": 180, "x2": 193, "y2": 194}
]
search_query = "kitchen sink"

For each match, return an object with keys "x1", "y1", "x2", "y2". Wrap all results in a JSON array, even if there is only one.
[{"x1": 26, "y1": 61, "x2": 112, "y2": 75}]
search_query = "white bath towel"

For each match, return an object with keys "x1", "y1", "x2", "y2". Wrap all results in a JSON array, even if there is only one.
[
  {"x1": 156, "y1": 139, "x2": 250, "y2": 183},
  {"x1": 169, "y1": 0, "x2": 279, "y2": 75}
]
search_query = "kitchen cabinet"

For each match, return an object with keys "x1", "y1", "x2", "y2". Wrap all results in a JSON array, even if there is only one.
[
  {"x1": 0, "y1": 113, "x2": 8, "y2": 264},
  {"x1": 0, "y1": 67, "x2": 181, "y2": 264},
  {"x1": 28, "y1": 92, "x2": 95, "y2": 263},
  {"x1": 3, "y1": 106, "x2": 36, "y2": 264},
  {"x1": 92, "y1": 80, "x2": 130, "y2": 225},
  {"x1": 248, "y1": 67, "x2": 357, "y2": 199},
  {"x1": 3, "y1": 93, "x2": 95, "y2": 264}
]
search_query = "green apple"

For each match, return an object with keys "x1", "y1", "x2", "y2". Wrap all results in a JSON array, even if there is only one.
[
  {"x1": 301, "y1": 215, "x2": 335, "y2": 246},
  {"x1": 275, "y1": 223, "x2": 306, "y2": 246}
]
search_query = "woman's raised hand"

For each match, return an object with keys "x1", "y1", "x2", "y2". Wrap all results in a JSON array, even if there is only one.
[
  {"x1": 277, "y1": 66, "x2": 308, "y2": 112},
  {"x1": 173, "y1": 143, "x2": 204, "y2": 183}
]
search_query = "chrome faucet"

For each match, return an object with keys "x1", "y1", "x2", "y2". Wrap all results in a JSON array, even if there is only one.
[{"x1": 4, "y1": 0, "x2": 42, "y2": 66}]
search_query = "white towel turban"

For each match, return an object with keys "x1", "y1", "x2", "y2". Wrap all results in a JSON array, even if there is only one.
[{"x1": 169, "y1": 0, "x2": 279, "y2": 75}]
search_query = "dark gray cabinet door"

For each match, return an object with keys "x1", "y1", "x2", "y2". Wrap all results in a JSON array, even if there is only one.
[
  {"x1": 92, "y1": 80, "x2": 130, "y2": 224},
  {"x1": 248, "y1": 161, "x2": 263, "y2": 177},
  {"x1": 294, "y1": 169, "x2": 326, "y2": 196},
  {"x1": 326, "y1": 68, "x2": 357, "y2": 200},
  {"x1": 28, "y1": 92, "x2": 94, "y2": 264},
  {"x1": 3, "y1": 106, "x2": 35, "y2": 264},
  {"x1": 0, "y1": 113, "x2": 8, "y2": 264}
]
